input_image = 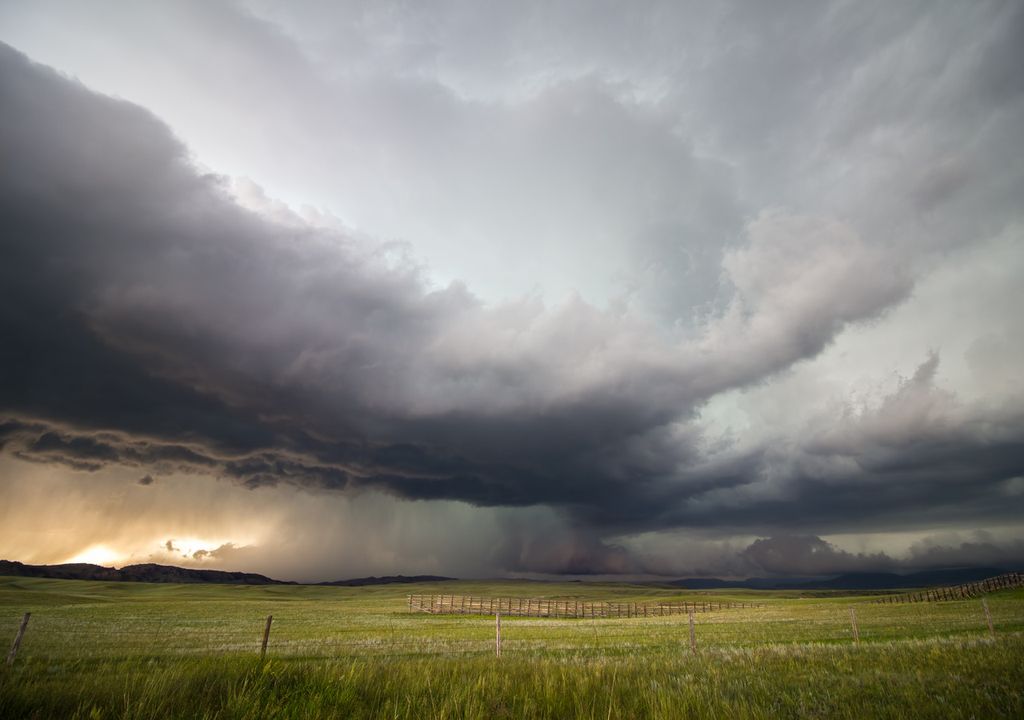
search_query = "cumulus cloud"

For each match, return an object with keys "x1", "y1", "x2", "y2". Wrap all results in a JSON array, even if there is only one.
[
  {"x1": 192, "y1": 543, "x2": 237, "y2": 562},
  {"x1": 698, "y1": 211, "x2": 910, "y2": 389}
]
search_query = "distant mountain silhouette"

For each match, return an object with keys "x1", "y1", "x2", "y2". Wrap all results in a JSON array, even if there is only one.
[
  {"x1": 666, "y1": 567, "x2": 1010, "y2": 590},
  {"x1": 665, "y1": 577, "x2": 819, "y2": 590},
  {"x1": 794, "y1": 567, "x2": 1009, "y2": 590},
  {"x1": 0, "y1": 560, "x2": 291, "y2": 585},
  {"x1": 3, "y1": 558, "x2": 1010, "y2": 590},
  {"x1": 0, "y1": 560, "x2": 456, "y2": 586},
  {"x1": 318, "y1": 575, "x2": 455, "y2": 586}
]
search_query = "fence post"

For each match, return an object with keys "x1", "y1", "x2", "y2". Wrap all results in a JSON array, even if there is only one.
[
  {"x1": 6, "y1": 612, "x2": 30, "y2": 666},
  {"x1": 496, "y1": 613, "x2": 502, "y2": 657},
  {"x1": 688, "y1": 609, "x2": 696, "y2": 654},
  {"x1": 261, "y1": 615, "x2": 273, "y2": 659},
  {"x1": 849, "y1": 607, "x2": 860, "y2": 645},
  {"x1": 982, "y1": 599, "x2": 995, "y2": 639}
]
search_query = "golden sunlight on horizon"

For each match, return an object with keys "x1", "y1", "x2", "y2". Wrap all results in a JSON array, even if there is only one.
[
  {"x1": 64, "y1": 544, "x2": 122, "y2": 566},
  {"x1": 59, "y1": 536, "x2": 250, "y2": 568},
  {"x1": 0, "y1": 457, "x2": 271, "y2": 569}
]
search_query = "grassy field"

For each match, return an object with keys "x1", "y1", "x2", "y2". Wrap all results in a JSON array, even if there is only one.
[{"x1": 0, "y1": 576, "x2": 1022, "y2": 719}]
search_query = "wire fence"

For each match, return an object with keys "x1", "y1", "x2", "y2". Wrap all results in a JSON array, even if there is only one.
[
  {"x1": 408, "y1": 594, "x2": 760, "y2": 617},
  {"x1": 871, "y1": 572, "x2": 1024, "y2": 604},
  {"x1": 4, "y1": 588, "x2": 1022, "y2": 666}
]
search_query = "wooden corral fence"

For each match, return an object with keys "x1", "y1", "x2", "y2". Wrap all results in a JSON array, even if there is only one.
[
  {"x1": 408, "y1": 595, "x2": 757, "y2": 618},
  {"x1": 873, "y1": 572, "x2": 1023, "y2": 604}
]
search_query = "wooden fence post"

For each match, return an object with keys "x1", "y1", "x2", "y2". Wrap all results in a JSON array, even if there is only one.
[
  {"x1": 6, "y1": 613, "x2": 30, "y2": 666},
  {"x1": 261, "y1": 615, "x2": 273, "y2": 659},
  {"x1": 849, "y1": 607, "x2": 860, "y2": 645},
  {"x1": 688, "y1": 609, "x2": 696, "y2": 654},
  {"x1": 496, "y1": 613, "x2": 502, "y2": 657},
  {"x1": 982, "y1": 599, "x2": 995, "y2": 639}
]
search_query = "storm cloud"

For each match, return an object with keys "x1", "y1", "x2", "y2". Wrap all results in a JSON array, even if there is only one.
[{"x1": 1, "y1": 1, "x2": 1023, "y2": 578}]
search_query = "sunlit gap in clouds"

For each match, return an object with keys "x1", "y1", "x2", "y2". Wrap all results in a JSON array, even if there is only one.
[
  {"x1": 63, "y1": 536, "x2": 253, "y2": 568},
  {"x1": 64, "y1": 544, "x2": 121, "y2": 566}
]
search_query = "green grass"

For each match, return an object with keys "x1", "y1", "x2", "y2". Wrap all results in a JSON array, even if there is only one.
[{"x1": 1, "y1": 577, "x2": 1022, "y2": 718}]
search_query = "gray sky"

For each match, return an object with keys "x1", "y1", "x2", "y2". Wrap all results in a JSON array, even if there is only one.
[{"x1": 0, "y1": 0, "x2": 1022, "y2": 581}]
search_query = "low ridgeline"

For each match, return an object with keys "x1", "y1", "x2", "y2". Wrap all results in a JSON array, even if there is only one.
[
  {"x1": 407, "y1": 595, "x2": 757, "y2": 618},
  {"x1": 873, "y1": 572, "x2": 1023, "y2": 604}
]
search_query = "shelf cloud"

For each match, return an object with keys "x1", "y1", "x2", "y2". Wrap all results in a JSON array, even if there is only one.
[{"x1": 1, "y1": 0, "x2": 1022, "y2": 579}]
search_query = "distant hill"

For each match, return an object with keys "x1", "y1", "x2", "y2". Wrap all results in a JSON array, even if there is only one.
[
  {"x1": 0, "y1": 560, "x2": 291, "y2": 585},
  {"x1": 665, "y1": 567, "x2": 1010, "y2": 590},
  {"x1": 794, "y1": 567, "x2": 1008, "y2": 590},
  {"x1": 665, "y1": 577, "x2": 819, "y2": 590},
  {"x1": 319, "y1": 575, "x2": 455, "y2": 586},
  {"x1": 3, "y1": 558, "x2": 1009, "y2": 590},
  {"x1": 0, "y1": 560, "x2": 455, "y2": 586}
]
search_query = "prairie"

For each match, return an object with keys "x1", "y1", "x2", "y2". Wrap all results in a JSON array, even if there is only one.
[{"x1": 1, "y1": 576, "x2": 1022, "y2": 718}]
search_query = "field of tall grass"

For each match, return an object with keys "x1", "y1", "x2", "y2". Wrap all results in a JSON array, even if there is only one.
[{"x1": 1, "y1": 576, "x2": 1022, "y2": 718}]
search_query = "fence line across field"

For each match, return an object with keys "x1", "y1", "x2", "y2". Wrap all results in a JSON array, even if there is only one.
[
  {"x1": 871, "y1": 572, "x2": 1024, "y2": 604},
  {"x1": 407, "y1": 594, "x2": 759, "y2": 618},
  {"x1": 5, "y1": 598, "x2": 1010, "y2": 667},
  {"x1": 4, "y1": 573, "x2": 1020, "y2": 666}
]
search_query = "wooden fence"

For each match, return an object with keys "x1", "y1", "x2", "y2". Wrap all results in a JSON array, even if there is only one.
[
  {"x1": 873, "y1": 572, "x2": 1023, "y2": 604},
  {"x1": 408, "y1": 595, "x2": 756, "y2": 618}
]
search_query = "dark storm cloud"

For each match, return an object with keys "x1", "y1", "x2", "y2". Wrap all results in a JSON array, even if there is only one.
[
  {"x1": 905, "y1": 536, "x2": 1024, "y2": 571},
  {"x1": 1, "y1": 21, "x2": 1023, "y2": 578},
  {"x1": 609, "y1": 356, "x2": 1024, "y2": 536},
  {"x1": 734, "y1": 534, "x2": 1024, "y2": 577},
  {"x1": 740, "y1": 536, "x2": 897, "y2": 576}
]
